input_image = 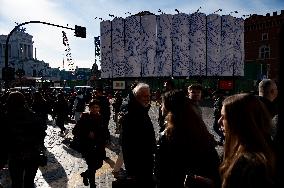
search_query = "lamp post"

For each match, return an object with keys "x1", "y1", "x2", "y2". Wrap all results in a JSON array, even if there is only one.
[{"x1": 3, "y1": 21, "x2": 86, "y2": 88}]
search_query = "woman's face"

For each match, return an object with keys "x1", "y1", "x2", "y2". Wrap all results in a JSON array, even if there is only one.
[
  {"x1": 218, "y1": 106, "x2": 228, "y2": 136},
  {"x1": 89, "y1": 104, "x2": 100, "y2": 114}
]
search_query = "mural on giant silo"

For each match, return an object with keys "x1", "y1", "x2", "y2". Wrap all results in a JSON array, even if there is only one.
[
  {"x1": 233, "y1": 18, "x2": 245, "y2": 76},
  {"x1": 112, "y1": 17, "x2": 125, "y2": 78},
  {"x1": 124, "y1": 16, "x2": 141, "y2": 77},
  {"x1": 100, "y1": 13, "x2": 244, "y2": 78},
  {"x1": 189, "y1": 12, "x2": 207, "y2": 76},
  {"x1": 172, "y1": 13, "x2": 190, "y2": 77},
  {"x1": 141, "y1": 15, "x2": 157, "y2": 77},
  {"x1": 156, "y1": 14, "x2": 173, "y2": 77},
  {"x1": 221, "y1": 15, "x2": 235, "y2": 76},
  {"x1": 207, "y1": 14, "x2": 222, "y2": 76},
  {"x1": 100, "y1": 20, "x2": 112, "y2": 78}
]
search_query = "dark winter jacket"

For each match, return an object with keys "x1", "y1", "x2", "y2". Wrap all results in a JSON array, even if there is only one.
[
  {"x1": 121, "y1": 93, "x2": 156, "y2": 178},
  {"x1": 3, "y1": 107, "x2": 46, "y2": 160},
  {"x1": 72, "y1": 112, "x2": 106, "y2": 158}
]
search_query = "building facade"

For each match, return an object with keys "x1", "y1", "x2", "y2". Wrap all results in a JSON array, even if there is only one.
[
  {"x1": 245, "y1": 10, "x2": 284, "y2": 80},
  {"x1": 0, "y1": 29, "x2": 61, "y2": 84}
]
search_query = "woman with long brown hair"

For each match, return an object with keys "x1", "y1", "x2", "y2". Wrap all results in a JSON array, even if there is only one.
[
  {"x1": 219, "y1": 93, "x2": 276, "y2": 188},
  {"x1": 155, "y1": 89, "x2": 220, "y2": 188}
]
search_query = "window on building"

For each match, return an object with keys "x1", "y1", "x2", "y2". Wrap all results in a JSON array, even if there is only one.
[
  {"x1": 259, "y1": 45, "x2": 270, "y2": 59},
  {"x1": 262, "y1": 33, "x2": 268, "y2": 40},
  {"x1": 0, "y1": 45, "x2": 2, "y2": 57}
]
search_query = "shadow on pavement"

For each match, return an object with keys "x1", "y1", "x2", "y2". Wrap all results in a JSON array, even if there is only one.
[
  {"x1": 39, "y1": 150, "x2": 68, "y2": 188},
  {"x1": 106, "y1": 135, "x2": 121, "y2": 154},
  {"x1": 200, "y1": 99, "x2": 214, "y2": 107},
  {"x1": 61, "y1": 138, "x2": 82, "y2": 158}
]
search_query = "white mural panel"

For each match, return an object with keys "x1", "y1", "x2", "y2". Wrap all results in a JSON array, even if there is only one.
[
  {"x1": 141, "y1": 15, "x2": 157, "y2": 77},
  {"x1": 100, "y1": 20, "x2": 112, "y2": 78},
  {"x1": 99, "y1": 13, "x2": 244, "y2": 78},
  {"x1": 156, "y1": 14, "x2": 173, "y2": 77},
  {"x1": 221, "y1": 15, "x2": 235, "y2": 76},
  {"x1": 189, "y1": 13, "x2": 207, "y2": 76},
  {"x1": 172, "y1": 13, "x2": 190, "y2": 77},
  {"x1": 112, "y1": 17, "x2": 125, "y2": 78},
  {"x1": 233, "y1": 18, "x2": 244, "y2": 76},
  {"x1": 124, "y1": 16, "x2": 141, "y2": 77},
  {"x1": 207, "y1": 14, "x2": 222, "y2": 76}
]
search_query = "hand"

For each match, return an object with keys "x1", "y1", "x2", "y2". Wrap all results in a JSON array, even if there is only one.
[
  {"x1": 194, "y1": 175, "x2": 214, "y2": 186},
  {"x1": 184, "y1": 174, "x2": 214, "y2": 188}
]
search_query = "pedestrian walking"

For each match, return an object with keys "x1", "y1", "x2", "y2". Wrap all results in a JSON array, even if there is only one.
[
  {"x1": 1, "y1": 91, "x2": 46, "y2": 188},
  {"x1": 92, "y1": 87, "x2": 111, "y2": 144},
  {"x1": 219, "y1": 93, "x2": 276, "y2": 188},
  {"x1": 72, "y1": 99, "x2": 106, "y2": 188},
  {"x1": 53, "y1": 92, "x2": 69, "y2": 136},
  {"x1": 31, "y1": 91, "x2": 49, "y2": 150},
  {"x1": 120, "y1": 83, "x2": 156, "y2": 188},
  {"x1": 73, "y1": 91, "x2": 86, "y2": 123},
  {"x1": 258, "y1": 79, "x2": 278, "y2": 118},
  {"x1": 155, "y1": 90, "x2": 220, "y2": 188},
  {"x1": 188, "y1": 83, "x2": 203, "y2": 117}
]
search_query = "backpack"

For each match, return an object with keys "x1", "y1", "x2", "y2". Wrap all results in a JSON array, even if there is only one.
[{"x1": 75, "y1": 97, "x2": 85, "y2": 112}]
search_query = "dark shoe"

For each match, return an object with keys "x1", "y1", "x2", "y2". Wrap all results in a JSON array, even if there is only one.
[
  {"x1": 80, "y1": 172, "x2": 89, "y2": 186},
  {"x1": 89, "y1": 181, "x2": 97, "y2": 188}
]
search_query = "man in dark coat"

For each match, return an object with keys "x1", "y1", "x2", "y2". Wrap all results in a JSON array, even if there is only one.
[
  {"x1": 121, "y1": 83, "x2": 156, "y2": 188},
  {"x1": 2, "y1": 91, "x2": 46, "y2": 188},
  {"x1": 258, "y1": 79, "x2": 278, "y2": 118},
  {"x1": 93, "y1": 87, "x2": 111, "y2": 143}
]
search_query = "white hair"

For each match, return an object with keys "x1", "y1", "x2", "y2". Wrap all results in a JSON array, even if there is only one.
[
  {"x1": 258, "y1": 79, "x2": 275, "y2": 96},
  {"x1": 132, "y1": 83, "x2": 150, "y2": 97}
]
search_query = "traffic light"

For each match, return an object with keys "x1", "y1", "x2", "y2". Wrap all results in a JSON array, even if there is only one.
[{"x1": 75, "y1": 25, "x2": 86, "y2": 38}]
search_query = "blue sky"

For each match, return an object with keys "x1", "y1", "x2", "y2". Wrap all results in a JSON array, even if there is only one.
[{"x1": 0, "y1": 0, "x2": 283, "y2": 69}]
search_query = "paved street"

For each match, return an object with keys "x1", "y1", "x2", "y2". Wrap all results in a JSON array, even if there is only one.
[{"x1": 0, "y1": 101, "x2": 222, "y2": 188}]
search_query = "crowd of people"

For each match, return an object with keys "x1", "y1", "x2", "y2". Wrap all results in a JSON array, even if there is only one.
[{"x1": 0, "y1": 78, "x2": 282, "y2": 188}]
